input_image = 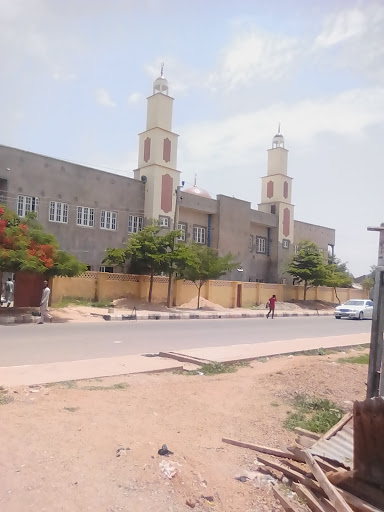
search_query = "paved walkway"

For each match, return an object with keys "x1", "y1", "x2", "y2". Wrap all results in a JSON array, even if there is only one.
[{"x1": 0, "y1": 332, "x2": 369, "y2": 387}]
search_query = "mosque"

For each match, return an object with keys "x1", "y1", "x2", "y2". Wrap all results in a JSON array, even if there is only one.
[{"x1": 0, "y1": 69, "x2": 335, "y2": 283}]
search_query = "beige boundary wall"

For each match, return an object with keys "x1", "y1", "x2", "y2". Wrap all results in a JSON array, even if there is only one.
[{"x1": 51, "y1": 272, "x2": 367, "y2": 308}]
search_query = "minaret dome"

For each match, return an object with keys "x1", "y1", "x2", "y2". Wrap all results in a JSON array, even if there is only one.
[{"x1": 153, "y1": 63, "x2": 169, "y2": 95}]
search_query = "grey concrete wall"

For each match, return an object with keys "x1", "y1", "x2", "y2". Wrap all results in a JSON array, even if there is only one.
[
  {"x1": 0, "y1": 145, "x2": 145, "y2": 269},
  {"x1": 294, "y1": 220, "x2": 336, "y2": 253}
]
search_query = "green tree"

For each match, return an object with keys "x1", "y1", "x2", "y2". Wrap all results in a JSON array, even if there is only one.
[
  {"x1": 324, "y1": 256, "x2": 353, "y2": 304},
  {"x1": 361, "y1": 265, "x2": 376, "y2": 293},
  {"x1": 104, "y1": 225, "x2": 183, "y2": 303},
  {"x1": 286, "y1": 240, "x2": 328, "y2": 300},
  {"x1": 176, "y1": 244, "x2": 236, "y2": 309},
  {"x1": 0, "y1": 206, "x2": 86, "y2": 276}
]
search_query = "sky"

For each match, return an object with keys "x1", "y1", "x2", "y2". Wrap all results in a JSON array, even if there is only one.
[{"x1": 0, "y1": 0, "x2": 383, "y2": 277}]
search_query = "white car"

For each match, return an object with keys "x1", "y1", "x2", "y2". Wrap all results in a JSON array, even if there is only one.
[{"x1": 334, "y1": 299, "x2": 374, "y2": 320}]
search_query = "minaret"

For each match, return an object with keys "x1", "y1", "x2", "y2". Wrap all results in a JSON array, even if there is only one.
[
  {"x1": 258, "y1": 128, "x2": 295, "y2": 279},
  {"x1": 134, "y1": 66, "x2": 180, "y2": 226}
]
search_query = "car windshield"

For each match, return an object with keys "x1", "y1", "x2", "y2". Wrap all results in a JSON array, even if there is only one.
[{"x1": 344, "y1": 300, "x2": 365, "y2": 306}]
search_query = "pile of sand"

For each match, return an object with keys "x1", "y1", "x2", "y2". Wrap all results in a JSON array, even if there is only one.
[{"x1": 178, "y1": 296, "x2": 226, "y2": 311}]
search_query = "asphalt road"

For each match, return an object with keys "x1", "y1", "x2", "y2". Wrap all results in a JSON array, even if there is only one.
[{"x1": 0, "y1": 317, "x2": 371, "y2": 367}]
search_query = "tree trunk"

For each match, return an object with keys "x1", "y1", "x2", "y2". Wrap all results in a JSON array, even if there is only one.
[
  {"x1": 334, "y1": 286, "x2": 341, "y2": 304},
  {"x1": 304, "y1": 281, "x2": 308, "y2": 300},
  {"x1": 166, "y1": 270, "x2": 173, "y2": 308},
  {"x1": 148, "y1": 272, "x2": 154, "y2": 303},
  {"x1": 197, "y1": 283, "x2": 202, "y2": 310}
]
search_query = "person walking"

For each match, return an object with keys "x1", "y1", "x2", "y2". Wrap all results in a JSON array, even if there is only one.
[
  {"x1": 4, "y1": 277, "x2": 14, "y2": 308},
  {"x1": 38, "y1": 280, "x2": 52, "y2": 324},
  {"x1": 266, "y1": 294, "x2": 277, "y2": 319}
]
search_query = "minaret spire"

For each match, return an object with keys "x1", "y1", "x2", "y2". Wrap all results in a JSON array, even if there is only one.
[
  {"x1": 194, "y1": 173, "x2": 197, "y2": 187},
  {"x1": 160, "y1": 62, "x2": 164, "y2": 78}
]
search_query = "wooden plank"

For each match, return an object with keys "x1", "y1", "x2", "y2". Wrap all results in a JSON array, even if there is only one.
[
  {"x1": 283, "y1": 459, "x2": 312, "y2": 477},
  {"x1": 338, "y1": 488, "x2": 383, "y2": 512},
  {"x1": 292, "y1": 483, "x2": 332, "y2": 512},
  {"x1": 294, "y1": 427, "x2": 321, "y2": 440},
  {"x1": 304, "y1": 450, "x2": 354, "y2": 512},
  {"x1": 221, "y1": 438, "x2": 304, "y2": 462},
  {"x1": 314, "y1": 456, "x2": 339, "y2": 473},
  {"x1": 326, "y1": 469, "x2": 355, "y2": 486},
  {"x1": 296, "y1": 435, "x2": 316, "y2": 448},
  {"x1": 322, "y1": 413, "x2": 352, "y2": 440},
  {"x1": 273, "y1": 487, "x2": 302, "y2": 512},
  {"x1": 256, "y1": 454, "x2": 323, "y2": 494}
]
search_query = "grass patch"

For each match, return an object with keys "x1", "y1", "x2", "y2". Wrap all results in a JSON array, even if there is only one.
[
  {"x1": 80, "y1": 382, "x2": 129, "y2": 391},
  {"x1": 271, "y1": 402, "x2": 280, "y2": 408},
  {"x1": 0, "y1": 387, "x2": 13, "y2": 405},
  {"x1": 284, "y1": 394, "x2": 344, "y2": 434},
  {"x1": 188, "y1": 362, "x2": 237, "y2": 376},
  {"x1": 63, "y1": 406, "x2": 79, "y2": 412},
  {"x1": 337, "y1": 354, "x2": 369, "y2": 365},
  {"x1": 52, "y1": 297, "x2": 111, "y2": 309},
  {"x1": 45, "y1": 380, "x2": 78, "y2": 389}
]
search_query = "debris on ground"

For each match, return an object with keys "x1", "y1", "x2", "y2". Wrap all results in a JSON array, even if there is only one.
[
  {"x1": 178, "y1": 297, "x2": 226, "y2": 311},
  {"x1": 158, "y1": 443, "x2": 174, "y2": 456},
  {"x1": 116, "y1": 447, "x2": 130, "y2": 457},
  {"x1": 159, "y1": 459, "x2": 179, "y2": 479}
]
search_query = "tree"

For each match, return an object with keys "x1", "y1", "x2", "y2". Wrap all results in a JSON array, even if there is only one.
[
  {"x1": 176, "y1": 244, "x2": 236, "y2": 309},
  {"x1": 286, "y1": 240, "x2": 328, "y2": 300},
  {"x1": 324, "y1": 256, "x2": 353, "y2": 303},
  {"x1": 104, "y1": 225, "x2": 183, "y2": 303},
  {"x1": 361, "y1": 265, "x2": 376, "y2": 294},
  {"x1": 0, "y1": 206, "x2": 86, "y2": 276}
]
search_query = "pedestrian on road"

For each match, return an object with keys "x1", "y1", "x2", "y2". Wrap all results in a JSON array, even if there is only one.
[
  {"x1": 4, "y1": 277, "x2": 14, "y2": 308},
  {"x1": 266, "y1": 294, "x2": 277, "y2": 319},
  {"x1": 38, "y1": 280, "x2": 52, "y2": 324}
]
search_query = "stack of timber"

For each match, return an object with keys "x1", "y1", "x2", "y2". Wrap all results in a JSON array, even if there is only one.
[{"x1": 222, "y1": 398, "x2": 384, "y2": 512}]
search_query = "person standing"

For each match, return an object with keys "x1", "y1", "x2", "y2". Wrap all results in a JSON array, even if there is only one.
[
  {"x1": 4, "y1": 277, "x2": 14, "y2": 308},
  {"x1": 38, "y1": 280, "x2": 52, "y2": 324},
  {"x1": 266, "y1": 294, "x2": 277, "y2": 319}
]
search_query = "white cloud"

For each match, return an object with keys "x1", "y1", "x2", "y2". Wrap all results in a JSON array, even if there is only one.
[
  {"x1": 95, "y1": 88, "x2": 116, "y2": 108},
  {"x1": 208, "y1": 30, "x2": 300, "y2": 91},
  {"x1": 315, "y1": 7, "x2": 366, "y2": 48},
  {"x1": 127, "y1": 92, "x2": 142, "y2": 105}
]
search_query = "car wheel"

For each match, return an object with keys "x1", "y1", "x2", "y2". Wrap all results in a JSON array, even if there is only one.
[
  {"x1": 359, "y1": 311, "x2": 364, "y2": 320},
  {"x1": 335, "y1": 316, "x2": 341, "y2": 319}
]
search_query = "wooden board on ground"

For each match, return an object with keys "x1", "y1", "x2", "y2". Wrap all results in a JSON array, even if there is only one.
[
  {"x1": 273, "y1": 487, "x2": 302, "y2": 512},
  {"x1": 294, "y1": 428, "x2": 321, "y2": 440},
  {"x1": 304, "y1": 451, "x2": 354, "y2": 512},
  {"x1": 292, "y1": 483, "x2": 334, "y2": 512},
  {"x1": 221, "y1": 438, "x2": 305, "y2": 462}
]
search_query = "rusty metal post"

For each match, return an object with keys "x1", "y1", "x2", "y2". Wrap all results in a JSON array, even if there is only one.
[{"x1": 366, "y1": 223, "x2": 384, "y2": 398}]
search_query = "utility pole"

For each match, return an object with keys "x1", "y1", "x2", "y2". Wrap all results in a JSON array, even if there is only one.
[
  {"x1": 366, "y1": 223, "x2": 384, "y2": 398},
  {"x1": 166, "y1": 185, "x2": 182, "y2": 308}
]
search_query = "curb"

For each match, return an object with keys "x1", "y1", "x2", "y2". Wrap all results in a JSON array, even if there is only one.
[{"x1": 102, "y1": 311, "x2": 334, "y2": 321}]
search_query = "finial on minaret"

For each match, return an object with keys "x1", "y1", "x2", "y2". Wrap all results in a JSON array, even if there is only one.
[
  {"x1": 194, "y1": 173, "x2": 197, "y2": 187},
  {"x1": 160, "y1": 62, "x2": 164, "y2": 78},
  {"x1": 278, "y1": 122, "x2": 281, "y2": 134}
]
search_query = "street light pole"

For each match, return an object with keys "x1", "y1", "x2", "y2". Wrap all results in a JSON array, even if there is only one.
[{"x1": 366, "y1": 223, "x2": 384, "y2": 398}]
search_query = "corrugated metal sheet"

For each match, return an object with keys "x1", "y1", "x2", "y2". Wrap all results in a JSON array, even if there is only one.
[{"x1": 310, "y1": 418, "x2": 354, "y2": 469}]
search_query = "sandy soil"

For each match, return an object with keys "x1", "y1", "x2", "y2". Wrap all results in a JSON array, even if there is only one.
[{"x1": 0, "y1": 349, "x2": 367, "y2": 512}]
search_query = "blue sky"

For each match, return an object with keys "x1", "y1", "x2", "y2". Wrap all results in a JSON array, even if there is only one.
[{"x1": 0, "y1": 0, "x2": 383, "y2": 276}]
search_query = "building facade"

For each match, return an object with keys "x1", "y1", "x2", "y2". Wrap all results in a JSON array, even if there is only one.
[{"x1": 0, "y1": 71, "x2": 335, "y2": 283}]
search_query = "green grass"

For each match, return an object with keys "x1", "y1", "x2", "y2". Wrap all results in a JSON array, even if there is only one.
[
  {"x1": 0, "y1": 387, "x2": 13, "y2": 405},
  {"x1": 45, "y1": 380, "x2": 78, "y2": 389},
  {"x1": 337, "y1": 354, "x2": 369, "y2": 365},
  {"x1": 271, "y1": 402, "x2": 280, "y2": 408},
  {"x1": 283, "y1": 394, "x2": 344, "y2": 434},
  {"x1": 52, "y1": 297, "x2": 111, "y2": 309},
  {"x1": 80, "y1": 382, "x2": 129, "y2": 391}
]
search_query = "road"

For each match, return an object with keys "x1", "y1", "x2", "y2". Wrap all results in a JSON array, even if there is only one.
[{"x1": 0, "y1": 317, "x2": 371, "y2": 367}]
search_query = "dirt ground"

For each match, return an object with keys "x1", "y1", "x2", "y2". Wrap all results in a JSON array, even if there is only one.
[{"x1": 0, "y1": 349, "x2": 368, "y2": 512}]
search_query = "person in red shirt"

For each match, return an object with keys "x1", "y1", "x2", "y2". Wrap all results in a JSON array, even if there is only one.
[{"x1": 266, "y1": 294, "x2": 277, "y2": 319}]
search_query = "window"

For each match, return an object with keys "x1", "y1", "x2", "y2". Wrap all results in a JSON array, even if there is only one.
[
  {"x1": 99, "y1": 266, "x2": 113, "y2": 273},
  {"x1": 49, "y1": 201, "x2": 68, "y2": 223},
  {"x1": 270, "y1": 204, "x2": 276, "y2": 215},
  {"x1": 193, "y1": 226, "x2": 206, "y2": 244},
  {"x1": 256, "y1": 237, "x2": 266, "y2": 254},
  {"x1": 249, "y1": 235, "x2": 253, "y2": 252},
  {"x1": 282, "y1": 239, "x2": 290, "y2": 249},
  {"x1": 177, "y1": 223, "x2": 187, "y2": 241},
  {"x1": 159, "y1": 216, "x2": 169, "y2": 228},
  {"x1": 294, "y1": 244, "x2": 299, "y2": 254},
  {"x1": 17, "y1": 195, "x2": 39, "y2": 218},
  {"x1": 77, "y1": 206, "x2": 95, "y2": 227},
  {"x1": 100, "y1": 210, "x2": 117, "y2": 230},
  {"x1": 128, "y1": 215, "x2": 143, "y2": 233}
]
